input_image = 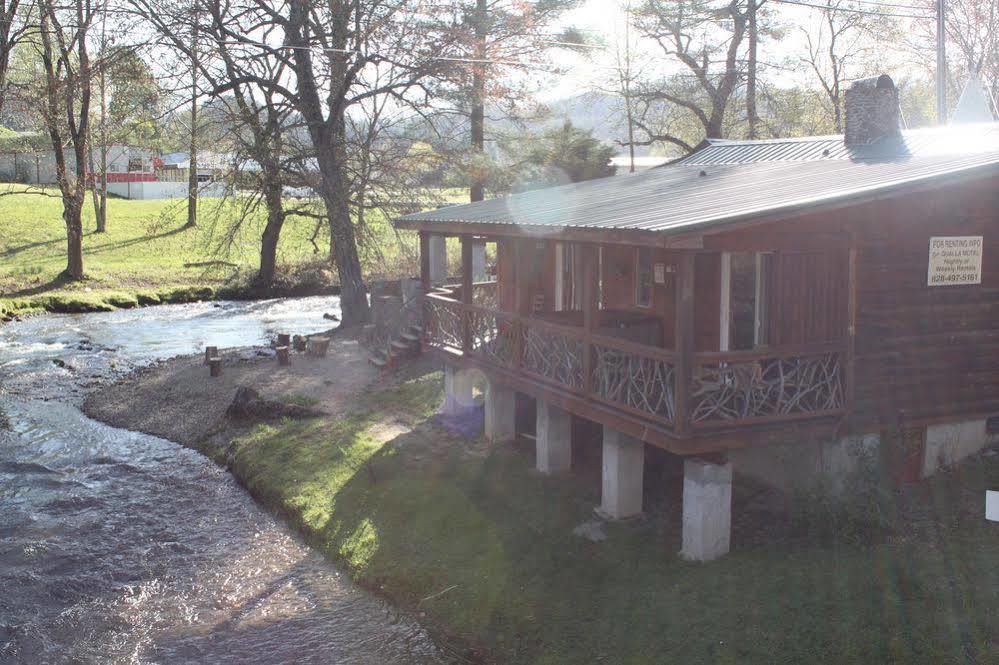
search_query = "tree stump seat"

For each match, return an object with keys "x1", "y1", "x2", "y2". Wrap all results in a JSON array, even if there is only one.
[
  {"x1": 306, "y1": 336, "x2": 331, "y2": 358},
  {"x1": 276, "y1": 346, "x2": 290, "y2": 366}
]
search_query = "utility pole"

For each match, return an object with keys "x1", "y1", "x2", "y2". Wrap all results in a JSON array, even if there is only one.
[
  {"x1": 622, "y1": 1, "x2": 636, "y2": 173},
  {"x1": 936, "y1": 0, "x2": 946, "y2": 123}
]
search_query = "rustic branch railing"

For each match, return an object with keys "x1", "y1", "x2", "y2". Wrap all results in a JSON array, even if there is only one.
[
  {"x1": 423, "y1": 295, "x2": 463, "y2": 350},
  {"x1": 471, "y1": 281, "x2": 498, "y2": 309},
  {"x1": 467, "y1": 305, "x2": 518, "y2": 367},
  {"x1": 690, "y1": 345, "x2": 846, "y2": 427},
  {"x1": 591, "y1": 335, "x2": 677, "y2": 425},
  {"x1": 423, "y1": 294, "x2": 845, "y2": 433},
  {"x1": 520, "y1": 318, "x2": 585, "y2": 392}
]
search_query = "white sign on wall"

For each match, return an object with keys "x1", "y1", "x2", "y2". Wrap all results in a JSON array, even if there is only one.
[
  {"x1": 927, "y1": 236, "x2": 984, "y2": 286},
  {"x1": 987, "y1": 491, "x2": 999, "y2": 522}
]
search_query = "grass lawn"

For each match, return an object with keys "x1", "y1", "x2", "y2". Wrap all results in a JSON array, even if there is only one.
[
  {"x1": 221, "y1": 364, "x2": 999, "y2": 664},
  {"x1": 0, "y1": 187, "x2": 428, "y2": 320}
]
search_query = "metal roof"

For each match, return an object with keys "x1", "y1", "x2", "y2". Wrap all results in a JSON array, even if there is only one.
[
  {"x1": 397, "y1": 124, "x2": 999, "y2": 237},
  {"x1": 676, "y1": 123, "x2": 999, "y2": 166}
]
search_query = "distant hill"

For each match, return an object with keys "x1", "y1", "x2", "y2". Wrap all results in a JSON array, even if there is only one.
[{"x1": 538, "y1": 92, "x2": 651, "y2": 157}]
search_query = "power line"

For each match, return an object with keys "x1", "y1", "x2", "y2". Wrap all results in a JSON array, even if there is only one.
[{"x1": 768, "y1": 0, "x2": 934, "y2": 18}]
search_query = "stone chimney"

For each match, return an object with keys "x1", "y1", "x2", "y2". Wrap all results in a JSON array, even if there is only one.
[{"x1": 843, "y1": 74, "x2": 902, "y2": 145}]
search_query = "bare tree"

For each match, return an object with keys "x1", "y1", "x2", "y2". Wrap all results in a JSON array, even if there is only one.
[
  {"x1": 630, "y1": 0, "x2": 750, "y2": 153},
  {"x1": 35, "y1": 0, "x2": 94, "y2": 279},
  {"x1": 801, "y1": 0, "x2": 894, "y2": 133},
  {"x1": 0, "y1": 0, "x2": 32, "y2": 120}
]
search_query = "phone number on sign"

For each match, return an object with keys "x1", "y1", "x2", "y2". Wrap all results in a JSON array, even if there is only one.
[{"x1": 930, "y1": 273, "x2": 979, "y2": 284}]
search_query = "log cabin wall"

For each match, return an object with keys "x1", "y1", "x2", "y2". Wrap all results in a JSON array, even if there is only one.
[
  {"x1": 849, "y1": 180, "x2": 999, "y2": 429},
  {"x1": 709, "y1": 173, "x2": 999, "y2": 431}
]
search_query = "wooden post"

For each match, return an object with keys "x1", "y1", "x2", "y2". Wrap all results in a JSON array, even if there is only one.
[
  {"x1": 419, "y1": 230, "x2": 431, "y2": 293},
  {"x1": 674, "y1": 253, "x2": 695, "y2": 435},
  {"x1": 512, "y1": 238, "x2": 525, "y2": 369},
  {"x1": 277, "y1": 332, "x2": 291, "y2": 347},
  {"x1": 208, "y1": 357, "x2": 222, "y2": 377},
  {"x1": 204, "y1": 345, "x2": 217, "y2": 365},
  {"x1": 845, "y1": 236, "x2": 858, "y2": 413},
  {"x1": 581, "y1": 243, "x2": 599, "y2": 398},
  {"x1": 461, "y1": 235, "x2": 474, "y2": 353}
]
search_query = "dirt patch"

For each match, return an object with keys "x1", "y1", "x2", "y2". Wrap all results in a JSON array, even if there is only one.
[{"x1": 83, "y1": 337, "x2": 380, "y2": 448}]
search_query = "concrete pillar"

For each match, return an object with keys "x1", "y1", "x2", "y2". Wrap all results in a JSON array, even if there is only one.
[
  {"x1": 599, "y1": 428, "x2": 645, "y2": 519},
  {"x1": 680, "y1": 458, "x2": 733, "y2": 562},
  {"x1": 471, "y1": 240, "x2": 487, "y2": 282},
  {"x1": 443, "y1": 364, "x2": 475, "y2": 416},
  {"x1": 536, "y1": 400, "x2": 571, "y2": 474},
  {"x1": 484, "y1": 379, "x2": 516, "y2": 443},
  {"x1": 429, "y1": 234, "x2": 448, "y2": 286}
]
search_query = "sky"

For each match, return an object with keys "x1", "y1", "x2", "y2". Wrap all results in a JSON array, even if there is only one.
[{"x1": 539, "y1": 0, "x2": 930, "y2": 101}]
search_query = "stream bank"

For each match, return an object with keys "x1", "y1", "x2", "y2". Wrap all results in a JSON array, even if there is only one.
[
  {"x1": 82, "y1": 334, "x2": 999, "y2": 664},
  {"x1": 0, "y1": 299, "x2": 449, "y2": 663}
]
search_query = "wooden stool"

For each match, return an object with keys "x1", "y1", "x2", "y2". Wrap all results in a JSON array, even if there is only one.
[
  {"x1": 277, "y1": 333, "x2": 291, "y2": 347},
  {"x1": 208, "y1": 357, "x2": 222, "y2": 377},
  {"x1": 204, "y1": 346, "x2": 218, "y2": 365},
  {"x1": 276, "y1": 345, "x2": 290, "y2": 366}
]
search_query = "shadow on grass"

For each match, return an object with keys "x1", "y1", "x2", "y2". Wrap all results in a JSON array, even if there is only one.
[
  {"x1": 225, "y1": 367, "x2": 999, "y2": 665},
  {"x1": 4, "y1": 272, "x2": 80, "y2": 298}
]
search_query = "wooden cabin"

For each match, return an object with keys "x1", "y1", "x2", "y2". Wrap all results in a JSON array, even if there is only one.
[{"x1": 395, "y1": 76, "x2": 999, "y2": 560}]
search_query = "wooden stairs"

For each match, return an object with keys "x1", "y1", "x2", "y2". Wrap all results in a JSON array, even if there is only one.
[{"x1": 368, "y1": 323, "x2": 423, "y2": 370}]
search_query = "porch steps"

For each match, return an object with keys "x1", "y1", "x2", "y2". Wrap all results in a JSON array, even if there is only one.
[{"x1": 367, "y1": 323, "x2": 423, "y2": 371}]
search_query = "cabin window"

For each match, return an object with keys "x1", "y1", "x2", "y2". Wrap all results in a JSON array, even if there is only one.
[
  {"x1": 554, "y1": 242, "x2": 582, "y2": 312},
  {"x1": 635, "y1": 247, "x2": 653, "y2": 308},
  {"x1": 724, "y1": 251, "x2": 773, "y2": 351},
  {"x1": 127, "y1": 157, "x2": 143, "y2": 172}
]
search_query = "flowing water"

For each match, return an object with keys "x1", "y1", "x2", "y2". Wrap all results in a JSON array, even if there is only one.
[{"x1": 0, "y1": 298, "x2": 446, "y2": 664}]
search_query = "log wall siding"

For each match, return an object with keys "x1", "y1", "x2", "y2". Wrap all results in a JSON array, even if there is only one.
[{"x1": 713, "y1": 174, "x2": 999, "y2": 430}]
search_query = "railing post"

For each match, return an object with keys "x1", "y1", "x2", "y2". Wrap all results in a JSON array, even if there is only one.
[
  {"x1": 460, "y1": 235, "x2": 474, "y2": 353},
  {"x1": 581, "y1": 243, "x2": 598, "y2": 399},
  {"x1": 674, "y1": 253, "x2": 695, "y2": 435},
  {"x1": 419, "y1": 231, "x2": 431, "y2": 294}
]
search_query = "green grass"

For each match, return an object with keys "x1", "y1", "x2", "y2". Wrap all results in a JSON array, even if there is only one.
[
  {"x1": 0, "y1": 187, "x2": 432, "y2": 319},
  {"x1": 220, "y1": 369, "x2": 999, "y2": 664}
]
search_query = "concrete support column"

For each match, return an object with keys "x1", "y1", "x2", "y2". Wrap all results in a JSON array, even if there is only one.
[
  {"x1": 536, "y1": 400, "x2": 571, "y2": 474},
  {"x1": 443, "y1": 364, "x2": 475, "y2": 416},
  {"x1": 599, "y1": 428, "x2": 645, "y2": 519},
  {"x1": 471, "y1": 240, "x2": 487, "y2": 282},
  {"x1": 428, "y1": 234, "x2": 448, "y2": 286},
  {"x1": 484, "y1": 379, "x2": 516, "y2": 443},
  {"x1": 680, "y1": 458, "x2": 733, "y2": 562}
]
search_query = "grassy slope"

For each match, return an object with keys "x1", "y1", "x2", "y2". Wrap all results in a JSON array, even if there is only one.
[
  {"x1": 222, "y1": 369, "x2": 999, "y2": 664},
  {"x1": 0, "y1": 188, "x2": 424, "y2": 319}
]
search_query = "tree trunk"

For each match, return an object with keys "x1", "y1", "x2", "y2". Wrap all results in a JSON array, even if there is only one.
[
  {"x1": 747, "y1": 0, "x2": 759, "y2": 139},
  {"x1": 469, "y1": 0, "x2": 487, "y2": 203},
  {"x1": 186, "y1": 9, "x2": 199, "y2": 228},
  {"x1": 63, "y1": 196, "x2": 85, "y2": 279},
  {"x1": 256, "y1": 176, "x2": 284, "y2": 287},
  {"x1": 317, "y1": 145, "x2": 369, "y2": 327}
]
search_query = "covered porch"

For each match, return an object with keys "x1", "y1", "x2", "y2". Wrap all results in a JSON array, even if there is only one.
[
  {"x1": 419, "y1": 232, "x2": 851, "y2": 444},
  {"x1": 415, "y1": 230, "x2": 853, "y2": 561}
]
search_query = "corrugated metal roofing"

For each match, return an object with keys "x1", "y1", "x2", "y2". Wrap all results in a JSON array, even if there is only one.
[
  {"x1": 676, "y1": 123, "x2": 999, "y2": 166},
  {"x1": 397, "y1": 124, "x2": 999, "y2": 236}
]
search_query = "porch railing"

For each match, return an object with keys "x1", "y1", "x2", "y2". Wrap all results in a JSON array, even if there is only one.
[{"x1": 423, "y1": 293, "x2": 845, "y2": 433}]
